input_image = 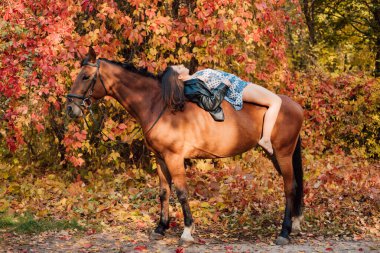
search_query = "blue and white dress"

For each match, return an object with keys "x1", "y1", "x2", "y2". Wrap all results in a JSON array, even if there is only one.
[{"x1": 190, "y1": 69, "x2": 249, "y2": 110}]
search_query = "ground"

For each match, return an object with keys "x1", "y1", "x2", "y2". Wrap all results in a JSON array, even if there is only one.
[
  {"x1": 1, "y1": 228, "x2": 378, "y2": 253},
  {"x1": 0, "y1": 157, "x2": 378, "y2": 252}
]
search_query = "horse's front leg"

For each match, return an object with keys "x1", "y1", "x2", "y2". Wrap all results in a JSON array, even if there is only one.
[
  {"x1": 165, "y1": 154, "x2": 195, "y2": 243},
  {"x1": 151, "y1": 157, "x2": 172, "y2": 239}
]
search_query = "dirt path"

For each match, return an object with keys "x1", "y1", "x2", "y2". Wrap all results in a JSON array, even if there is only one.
[{"x1": 1, "y1": 230, "x2": 378, "y2": 253}]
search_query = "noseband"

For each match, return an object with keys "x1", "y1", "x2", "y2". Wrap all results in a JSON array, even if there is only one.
[{"x1": 66, "y1": 59, "x2": 107, "y2": 108}]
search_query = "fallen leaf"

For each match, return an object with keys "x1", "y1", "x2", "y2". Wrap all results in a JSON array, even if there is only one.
[
  {"x1": 134, "y1": 245, "x2": 147, "y2": 251},
  {"x1": 82, "y1": 243, "x2": 92, "y2": 248},
  {"x1": 198, "y1": 238, "x2": 206, "y2": 244},
  {"x1": 176, "y1": 247, "x2": 185, "y2": 253},
  {"x1": 85, "y1": 228, "x2": 96, "y2": 235}
]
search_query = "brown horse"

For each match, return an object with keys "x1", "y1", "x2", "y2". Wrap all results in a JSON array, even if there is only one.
[{"x1": 67, "y1": 47, "x2": 304, "y2": 245}]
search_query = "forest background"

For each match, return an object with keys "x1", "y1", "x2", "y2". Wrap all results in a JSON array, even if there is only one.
[{"x1": 0, "y1": 0, "x2": 379, "y2": 242}]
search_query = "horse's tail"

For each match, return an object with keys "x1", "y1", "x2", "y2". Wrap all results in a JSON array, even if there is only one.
[{"x1": 292, "y1": 136, "x2": 303, "y2": 216}]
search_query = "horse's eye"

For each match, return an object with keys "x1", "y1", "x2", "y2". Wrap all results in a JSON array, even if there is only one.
[{"x1": 82, "y1": 75, "x2": 90, "y2": 80}]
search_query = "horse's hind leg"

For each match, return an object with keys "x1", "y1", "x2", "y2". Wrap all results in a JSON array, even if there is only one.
[
  {"x1": 275, "y1": 155, "x2": 295, "y2": 245},
  {"x1": 151, "y1": 157, "x2": 172, "y2": 239},
  {"x1": 291, "y1": 137, "x2": 304, "y2": 234},
  {"x1": 164, "y1": 154, "x2": 195, "y2": 243}
]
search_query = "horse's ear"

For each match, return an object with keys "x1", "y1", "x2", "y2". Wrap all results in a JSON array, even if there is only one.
[{"x1": 88, "y1": 47, "x2": 96, "y2": 63}]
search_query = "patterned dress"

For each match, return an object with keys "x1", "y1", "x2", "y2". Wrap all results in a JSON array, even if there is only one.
[{"x1": 189, "y1": 69, "x2": 250, "y2": 110}]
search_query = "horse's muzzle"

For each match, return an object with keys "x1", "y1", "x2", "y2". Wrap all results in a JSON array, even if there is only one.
[{"x1": 66, "y1": 104, "x2": 83, "y2": 118}]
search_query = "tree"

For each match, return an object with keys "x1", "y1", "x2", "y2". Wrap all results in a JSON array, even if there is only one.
[
  {"x1": 302, "y1": 0, "x2": 317, "y2": 45},
  {"x1": 0, "y1": 0, "x2": 292, "y2": 166},
  {"x1": 301, "y1": 0, "x2": 380, "y2": 75}
]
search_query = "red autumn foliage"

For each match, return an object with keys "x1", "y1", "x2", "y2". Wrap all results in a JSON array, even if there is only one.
[{"x1": 0, "y1": 0, "x2": 378, "y2": 242}]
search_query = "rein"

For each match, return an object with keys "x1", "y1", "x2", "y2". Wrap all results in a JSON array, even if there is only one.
[
  {"x1": 84, "y1": 104, "x2": 166, "y2": 143},
  {"x1": 66, "y1": 59, "x2": 166, "y2": 143}
]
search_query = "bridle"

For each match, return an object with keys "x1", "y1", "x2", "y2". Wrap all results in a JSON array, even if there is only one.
[
  {"x1": 66, "y1": 59, "x2": 109, "y2": 140},
  {"x1": 66, "y1": 59, "x2": 107, "y2": 108},
  {"x1": 66, "y1": 58, "x2": 166, "y2": 140}
]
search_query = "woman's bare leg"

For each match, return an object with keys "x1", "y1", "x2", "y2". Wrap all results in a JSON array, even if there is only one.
[{"x1": 242, "y1": 83, "x2": 282, "y2": 154}]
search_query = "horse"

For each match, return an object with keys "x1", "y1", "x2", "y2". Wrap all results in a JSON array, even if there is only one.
[{"x1": 66, "y1": 47, "x2": 304, "y2": 245}]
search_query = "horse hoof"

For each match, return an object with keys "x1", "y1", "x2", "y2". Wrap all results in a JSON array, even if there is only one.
[
  {"x1": 150, "y1": 231, "x2": 165, "y2": 240},
  {"x1": 292, "y1": 215, "x2": 303, "y2": 234},
  {"x1": 275, "y1": 236, "x2": 290, "y2": 245},
  {"x1": 179, "y1": 236, "x2": 195, "y2": 247},
  {"x1": 292, "y1": 223, "x2": 302, "y2": 234}
]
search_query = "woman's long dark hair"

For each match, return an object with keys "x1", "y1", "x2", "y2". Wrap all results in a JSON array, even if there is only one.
[{"x1": 160, "y1": 67, "x2": 186, "y2": 112}]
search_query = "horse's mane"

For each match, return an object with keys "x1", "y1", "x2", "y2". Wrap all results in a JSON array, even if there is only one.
[
  {"x1": 98, "y1": 59, "x2": 184, "y2": 110},
  {"x1": 99, "y1": 58, "x2": 159, "y2": 80}
]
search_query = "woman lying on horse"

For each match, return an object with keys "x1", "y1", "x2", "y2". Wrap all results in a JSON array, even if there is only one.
[{"x1": 161, "y1": 65, "x2": 282, "y2": 155}]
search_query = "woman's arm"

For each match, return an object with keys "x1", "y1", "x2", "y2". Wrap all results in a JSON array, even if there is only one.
[
  {"x1": 199, "y1": 83, "x2": 229, "y2": 111},
  {"x1": 184, "y1": 78, "x2": 229, "y2": 111}
]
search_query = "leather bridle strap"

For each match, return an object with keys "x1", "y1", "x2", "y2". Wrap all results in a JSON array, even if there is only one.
[
  {"x1": 66, "y1": 58, "x2": 166, "y2": 142},
  {"x1": 66, "y1": 59, "x2": 107, "y2": 104}
]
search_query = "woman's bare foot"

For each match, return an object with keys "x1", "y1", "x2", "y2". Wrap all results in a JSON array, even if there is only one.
[{"x1": 258, "y1": 138, "x2": 273, "y2": 155}]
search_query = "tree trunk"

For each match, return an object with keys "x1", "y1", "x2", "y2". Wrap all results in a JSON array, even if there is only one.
[
  {"x1": 375, "y1": 37, "x2": 380, "y2": 77},
  {"x1": 302, "y1": 0, "x2": 316, "y2": 45},
  {"x1": 172, "y1": 0, "x2": 181, "y2": 18}
]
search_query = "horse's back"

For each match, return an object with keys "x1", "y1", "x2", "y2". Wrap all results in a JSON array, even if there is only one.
[{"x1": 147, "y1": 95, "x2": 303, "y2": 159}]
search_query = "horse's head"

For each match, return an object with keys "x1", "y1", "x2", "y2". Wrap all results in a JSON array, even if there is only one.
[{"x1": 66, "y1": 47, "x2": 107, "y2": 118}]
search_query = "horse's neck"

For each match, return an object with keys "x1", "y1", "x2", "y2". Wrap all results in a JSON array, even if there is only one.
[{"x1": 107, "y1": 69, "x2": 163, "y2": 131}]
